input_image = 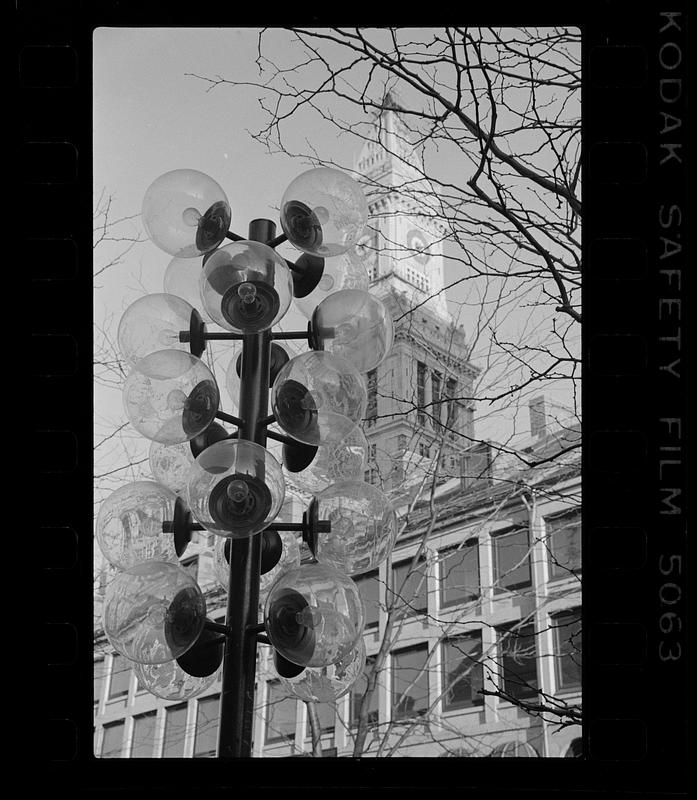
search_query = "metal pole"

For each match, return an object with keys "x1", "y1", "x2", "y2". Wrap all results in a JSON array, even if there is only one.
[{"x1": 217, "y1": 219, "x2": 276, "y2": 758}]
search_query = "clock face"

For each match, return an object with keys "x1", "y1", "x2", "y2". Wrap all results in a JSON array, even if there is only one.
[{"x1": 406, "y1": 228, "x2": 430, "y2": 265}]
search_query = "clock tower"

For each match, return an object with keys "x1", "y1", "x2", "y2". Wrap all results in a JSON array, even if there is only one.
[{"x1": 352, "y1": 91, "x2": 480, "y2": 494}]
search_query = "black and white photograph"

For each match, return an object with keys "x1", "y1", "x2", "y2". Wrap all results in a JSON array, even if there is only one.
[{"x1": 91, "y1": 26, "x2": 583, "y2": 760}]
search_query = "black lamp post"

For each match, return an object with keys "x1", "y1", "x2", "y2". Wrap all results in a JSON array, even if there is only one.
[{"x1": 97, "y1": 166, "x2": 398, "y2": 759}]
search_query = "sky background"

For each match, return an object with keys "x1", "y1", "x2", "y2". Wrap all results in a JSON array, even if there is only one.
[{"x1": 93, "y1": 27, "x2": 580, "y2": 492}]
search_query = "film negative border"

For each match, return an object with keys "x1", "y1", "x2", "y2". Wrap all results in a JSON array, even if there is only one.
[{"x1": 19, "y1": 2, "x2": 688, "y2": 792}]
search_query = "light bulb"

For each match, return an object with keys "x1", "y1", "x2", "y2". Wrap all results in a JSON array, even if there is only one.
[
  {"x1": 117, "y1": 293, "x2": 198, "y2": 368},
  {"x1": 187, "y1": 439, "x2": 285, "y2": 539},
  {"x1": 96, "y1": 481, "x2": 180, "y2": 570},
  {"x1": 271, "y1": 351, "x2": 367, "y2": 447},
  {"x1": 122, "y1": 350, "x2": 219, "y2": 445},
  {"x1": 199, "y1": 241, "x2": 293, "y2": 333},
  {"x1": 264, "y1": 562, "x2": 364, "y2": 668},
  {"x1": 142, "y1": 169, "x2": 231, "y2": 258},
  {"x1": 102, "y1": 560, "x2": 206, "y2": 665},
  {"x1": 312, "y1": 289, "x2": 394, "y2": 373},
  {"x1": 314, "y1": 480, "x2": 398, "y2": 574},
  {"x1": 280, "y1": 167, "x2": 369, "y2": 258}
]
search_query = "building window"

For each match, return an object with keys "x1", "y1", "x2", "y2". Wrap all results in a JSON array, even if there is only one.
[
  {"x1": 350, "y1": 655, "x2": 379, "y2": 727},
  {"x1": 94, "y1": 661, "x2": 105, "y2": 714},
  {"x1": 194, "y1": 695, "x2": 220, "y2": 758},
  {"x1": 368, "y1": 443, "x2": 377, "y2": 461},
  {"x1": 392, "y1": 644, "x2": 430, "y2": 720},
  {"x1": 416, "y1": 362, "x2": 427, "y2": 426},
  {"x1": 492, "y1": 527, "x2": 532, "y2": 593},
  {"x1": 461, "y1": 441, "x2": 492, "y2": 490},
  {"x1": 497, "y1": 623, "x2": 539, "y2": 701},
  {"x1": 445, "y1": 378, "x2": 458, "y2": 438},
  {"x1": 391, "y1": 557, "x2": 428, "y2": 617},
  {"x1": 397, "y1": 434, "x2": 407, "y2": 451},
  {"x1": 265, "y1": 681, "x2": 297, "y2": 744},
  {"x1": 551, "y1": 609, "x2": 582, "y2": 692},
  {"x1": 365, "y1": 369, "x2": 378, "y2": 428},
  {"x1": 181, "y1": 555, "x2": 199, "y2": 582},
  {"x1": 305, "y1": 702, "x2": 336, "y2": 737},
  {"x1": 431, "y1": 370, "x2": 442, "y2": 429},
  {"x1": 546, "y1": 511, "x2": 582, "y2": 579},
  {"x1": 162, "y1": 703, "x2": 188, "y2": 758},
  {"x1": 439, "y1": 542, "x2": 480, "y2": 607},
  {"x1": 131, "y1": 711, "x2": 157, "y2": 758},
  {"x1": 101, "y1": 720, "x2": 125, "y2": 759},
  {"x1": 442, "y1": 633, "x2": 484, "y2": 711},
  {"x1": 418, "y1": 442, "x2": 430, "y2": 458},
  {"x1": 107, "y1": 654, "x2": 131, "y2": 702},
  {"x1": 353, "y1": 570, "x2": 381, "y2": 628}
]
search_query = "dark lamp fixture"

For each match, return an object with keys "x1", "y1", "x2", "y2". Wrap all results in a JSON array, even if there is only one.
[{"x1": 98, "y1": 165, "x2": 395, "y2": 757}]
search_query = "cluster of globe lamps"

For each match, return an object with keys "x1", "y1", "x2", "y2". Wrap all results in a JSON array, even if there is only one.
[{"x1": 96, "y1": 166, "x2": 398, "y2": 756}]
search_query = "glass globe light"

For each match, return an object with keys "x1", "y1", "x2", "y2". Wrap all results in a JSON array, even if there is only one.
[
  {"x1": 164, "y1": 256, "x2": 215, "y2": 322},
  {"x1": 142, "y1": 169, "x2": 232, "y2": 258},
  {"x1": 102, "y1": 560, "x2": 206, "y2": 664},
  {"x1": 280, "y1": 167, "x2": 369, "y2": 258},
  {"x1": 123, "y1": 349, "x2": 219, "y2": 445},
  {"x1": 96, "y1": 480, "x2": 179, "y2": 570},
  {"x1": 149, "y1": 440, "x2": 195, "y2": 496},
  {"x1": 199, "y1": 241, "x2": 293, "y2": 333},
  {"x1": 314, "y1": 481, "x2": 398, "y2": 575},
  {"x1": 271, "y1": 351, "x2": 367, "y2": 447},
  {"x1": 313, "y1": 289, "x2": 394, "y2": 373},
  {"x1": 133, "y1": 657, "x2": 217, "y2": 701},
  {"x1": 264, "y1": 562, "x2": 364, "y2": 668},
  {"x1": 288, "y1": 417, "x2": 368, "y2": 495},
  {"x1": 117, "y1": 293, "x2": 199, "y2": 368},
  {"x1": 293, "y1": 246, "x2": 370, "y2": 319},
  {"x1": 212, "y1": 530, "x2": 301, "y2": 597},
  {"x1": 223, "y1": 349, "x2": 242, "y2": 415},
  {"x1": 278, "y1": 636, "x2": 365, "y2": 703},
  {"x1": 187, "y1": 439, "x2": 285, "y2": 539}
]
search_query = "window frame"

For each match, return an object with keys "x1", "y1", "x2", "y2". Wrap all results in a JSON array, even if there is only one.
[
  {"x1": 496, "y1": 622, "x2": 539, "y2": 702},
  {"x1": 390, "y1": 556, "x2": 429, "y2": 617},
  {"x1": 162, "y1": 702, "x2": 188, "y2": 759},
  {"x1": 101, "y1": 719, "x2": 125, "y2": 759},
  {"x1": 441, "y1": 631, "x2": 485, "y2": 712},
  {"x1": 545, "y1": 510, "x2": 582, "y2": 580},
  {"x1": 350, "y1": 655, "x2": 379, "y2": 729},
  {"x1": 130, "y1": 710, "x2": 158, "y2": 759},
  {"x1": 264, "y1": 680, "x2": 298, "y2": 745},
  {"x1": 107, "y1": 653, "x2": 131, "y2": 702},
  {"x1": 391, "y1": 643, "x2": 430, "y2": 721},
  {"x1": 352, "y1": 570, "x2": 381, "y2": 629},
  {"x1": 491, "y1": 526, "x2": 532, "y2": 593},
  {"x1": 438, "y1": 540, "x2": 480, "y2": 608},
  {"x1": 193, "y1": 693, "x2": 220, "y2": 758},
  {"x1": 551, "y1": 608, "x2": 582, "y2": 693}
]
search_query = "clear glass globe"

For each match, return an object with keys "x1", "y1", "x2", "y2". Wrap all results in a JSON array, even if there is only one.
[
  {"x1": 271, "y1": 351, "x2": 367, "y2": 447},
  {"x1": 288, "y1": 417, "x2": 368, "y2": 495},
  {"x1": 199, "y1": 241, "x2": 293, "y2": 333},
  {"x1": 314, "y1": 481, "x2": 398, "y2": 575},
  {"x1": 164, "y1": 256, "x2": 215, "y2": 322},
  {"x1": 313, "y1": 289, "x2": 394, "y2": 373},
  {"x1": 278, "y1": 636, "x2": 365, "y2": 703},
  {"x1": 133, "y1": 658, "x2": 217, "y2": 701},
  {"x1": 96, "y1": 481, "x2": 179, "y2": 570},
  {"x1": 187, "y1": 439, "x2": 285, "y2": 538},
  {"x1": 149, "y1": 440, "x2": 195, "y2": 496},
  {"x1": 212, "y1": 530, "x2": 301, "y2": 597},
  {"x1": 123, "y1": 349, "x2": 219, "y2": 445},
  {"x1": 280, "y1": 168, "x2": 369, "y2": 258},
  {"x1": 102, "y1": 560, "x2": 206, "y2": 664},
  {"x1": 264, "y1": 562, "x2": 364, "y2": 668},
  {"x1": 117, "y1": 293, "x2": 197, "y2": 368},
  {"x1": 293, "y1": 246, "x2": 370, "y2": 319},
  {"x1": 142, "y1": 169, "x2": 231, "y2": 258}
]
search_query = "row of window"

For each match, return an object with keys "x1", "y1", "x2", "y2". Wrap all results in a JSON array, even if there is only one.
[
  {"x1": 264, "y1": 608, "x2": 581, "y2": 744},
  {"x1": 99, "y1": 695, "x2": 219, "y2": 758}
]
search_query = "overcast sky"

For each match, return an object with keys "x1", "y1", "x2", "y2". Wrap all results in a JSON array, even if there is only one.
[{"x1": 93, "y1": 27, "x2": 580, "y2": 488}]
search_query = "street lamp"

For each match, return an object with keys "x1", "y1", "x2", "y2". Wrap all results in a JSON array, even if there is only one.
[{"x1": 97, "y1": 165, "x2": 398, "y2": 758}]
